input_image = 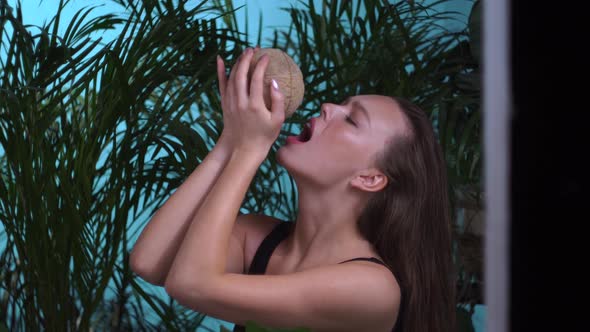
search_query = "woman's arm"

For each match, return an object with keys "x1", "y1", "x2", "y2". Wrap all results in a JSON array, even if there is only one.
[
  {"x1": 163, "y1": 48, "x2": 279, "y2": 289},
  {"x1": 129, "y1": 139, "x2": 237, "y2": 285},
  {"x1": 130, "y1": 51, "x2": 249, "y2": 286},
  {"x1": 164, "y1": 149, "x2": 266, "y2": 287}
]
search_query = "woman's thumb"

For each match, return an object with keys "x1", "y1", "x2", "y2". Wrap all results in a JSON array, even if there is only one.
[{"x1": 270, "y1": 79, "x2": 286, "y2": 124}]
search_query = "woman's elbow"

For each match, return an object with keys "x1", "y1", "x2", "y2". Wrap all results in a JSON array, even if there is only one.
[
  {"x1": 164, "y1": 276, "x2": 210, "y2": 312},
  {"x1": 164, "y1": 271, "x2": 212, "y2": 304},
  {"x1": 129, "y1": 250, "x2": 166, "y2": 286},
  {"x1": 163, "y1": 270, "x2": 189, "y2": 297}
]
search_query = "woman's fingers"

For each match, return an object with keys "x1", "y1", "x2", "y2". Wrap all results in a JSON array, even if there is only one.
[
  {"x1": 249, "y1": 54, "x2": 269, "y2": 107},
  {"x1": 234, "y1": 48, "x2": 254, "y2": 108},
  {"x1": 216, "y1": 55, "x2": 227, "y2": 98},
  {"x1": 226, "y1": 48, "x2": 254, "y2": 111},
  {"x1": 227, "y1": 50, "x2": 243, "y2": 93}
]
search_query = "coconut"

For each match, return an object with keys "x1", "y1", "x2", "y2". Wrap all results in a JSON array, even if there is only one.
[{"x1": 247, "y1": 48, "x2": 304, "y2": 118}]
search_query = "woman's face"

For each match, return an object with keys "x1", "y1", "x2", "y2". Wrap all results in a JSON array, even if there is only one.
[{"x1": 277, "y1": 95, "x2": 408, "y2": 189}]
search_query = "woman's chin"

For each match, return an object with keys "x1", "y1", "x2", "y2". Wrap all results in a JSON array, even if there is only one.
[
  {"x1": 276, "y1": 146, "x2": 303, "y2": 171},
  {"x1": 276, "y1": 146, "x2": 289, "y2": 167}
]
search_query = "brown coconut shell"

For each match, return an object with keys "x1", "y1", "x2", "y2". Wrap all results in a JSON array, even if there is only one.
[{"x1": 247, "y1": 48, "x2": 304, "y2": 118}]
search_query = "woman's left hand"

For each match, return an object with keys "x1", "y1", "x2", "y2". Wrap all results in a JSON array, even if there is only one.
[{"x1": 217, "y1": 48, "x2": 286, "y2": 157}]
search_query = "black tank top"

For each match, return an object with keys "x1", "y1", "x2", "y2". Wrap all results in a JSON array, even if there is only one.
[{"x1": 233, "y1": 222, "x2": 403, "y2": 332}]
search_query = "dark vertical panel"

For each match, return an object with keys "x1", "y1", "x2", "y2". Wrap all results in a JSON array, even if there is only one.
[{"x1": 510, "y1": 0, "x2": 587, "y2": 331}]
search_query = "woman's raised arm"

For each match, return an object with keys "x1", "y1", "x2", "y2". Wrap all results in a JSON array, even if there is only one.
[
  {"x1": 129, "y1": 53, "x2": 249, "y2": 285},
  {"x1": 129, "y1": 141, "x2": 242, "y2": 285}
]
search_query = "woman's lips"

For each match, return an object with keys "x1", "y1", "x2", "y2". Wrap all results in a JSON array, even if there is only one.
[{"x1": 286, "y1": 136, "x2": 306, "y2": 144}]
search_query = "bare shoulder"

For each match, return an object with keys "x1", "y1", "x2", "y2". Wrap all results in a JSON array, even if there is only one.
[
  {"x1": 236, "y1": 213, "x2": 285, "y2": 272},
  {"x1": 236, "y1": 213, "x2": 284, "y2": 245}
]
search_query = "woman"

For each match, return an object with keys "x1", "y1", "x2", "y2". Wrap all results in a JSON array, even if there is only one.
[{"x1": 130, "y1": 48, "x2": 455, "y2": 332}]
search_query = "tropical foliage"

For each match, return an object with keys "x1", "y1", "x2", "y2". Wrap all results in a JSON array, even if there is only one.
[{"x1": 0, "y1": 0, "x2": 481, "y2": 330}]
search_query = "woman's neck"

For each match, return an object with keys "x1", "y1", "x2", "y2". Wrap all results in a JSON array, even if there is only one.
[{"x1": 283, "y1": 184, "x2": 372, "y2": 267}]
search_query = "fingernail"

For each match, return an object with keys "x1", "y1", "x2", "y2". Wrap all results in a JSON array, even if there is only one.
[{"x1": 272, "y1": 79, "x2": 279, "y2": 91}]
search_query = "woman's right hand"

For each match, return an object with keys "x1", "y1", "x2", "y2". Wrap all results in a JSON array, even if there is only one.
[
  {"x1": 216, "y1": 47, "x2": 261, "y2": 150},
  {"x1": 216, "y1": 54, "x2": 232, "y2": 149},
  {"x1": 215, "y1": 52, "x2": 241, "y2": 150}
]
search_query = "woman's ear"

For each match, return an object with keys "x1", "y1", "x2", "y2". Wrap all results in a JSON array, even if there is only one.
[{"x1": 350, "y1": 168, "x2": 388, "y2": 192}]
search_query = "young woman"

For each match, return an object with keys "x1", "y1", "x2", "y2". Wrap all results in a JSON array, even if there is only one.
[{"x1": 130, "y1": 48, "x2": 455, "y2": 332}]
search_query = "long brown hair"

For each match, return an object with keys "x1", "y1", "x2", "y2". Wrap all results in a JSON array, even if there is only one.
[{"x1": 357, "y1": 97, "x2": 455, "y2": 332}]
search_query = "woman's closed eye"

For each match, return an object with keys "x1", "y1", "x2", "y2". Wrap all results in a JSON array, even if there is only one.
[
  {"x1": 345, "y1": 114, "x2": 356, "y2": 126},
  {"x1": 337, "y1": 103, "x2": 356, "y2": 127}
]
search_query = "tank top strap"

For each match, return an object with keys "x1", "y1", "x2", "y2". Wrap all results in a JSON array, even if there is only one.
[
  {"x1": 338, "y1": 256, "x2": 387, "y2": 266},
  {"x1": 247, "y1": 221, "x2": 293, "y2": 275}
]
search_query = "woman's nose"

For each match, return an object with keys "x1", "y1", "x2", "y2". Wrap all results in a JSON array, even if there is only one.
[{"x1": 321, "y1": 103, "x2": 341, "y2": 121}]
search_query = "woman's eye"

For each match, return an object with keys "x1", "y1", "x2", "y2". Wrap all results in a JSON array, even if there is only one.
[{"x1": 345, "y1": 116, "x2": 356, "y2": 126}]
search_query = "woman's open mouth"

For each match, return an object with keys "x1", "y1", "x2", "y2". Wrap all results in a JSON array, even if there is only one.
[{"x1": 286, "y1": 120, "x2": 314, "y2": 145}]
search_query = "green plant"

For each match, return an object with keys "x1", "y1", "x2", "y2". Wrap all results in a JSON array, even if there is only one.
[
  {"x1": 0, "y1": 0, "x2": 247, "y2": 329},
  {"x1": 1, "y1": 0, "x2": 481, "y2": 330}
]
